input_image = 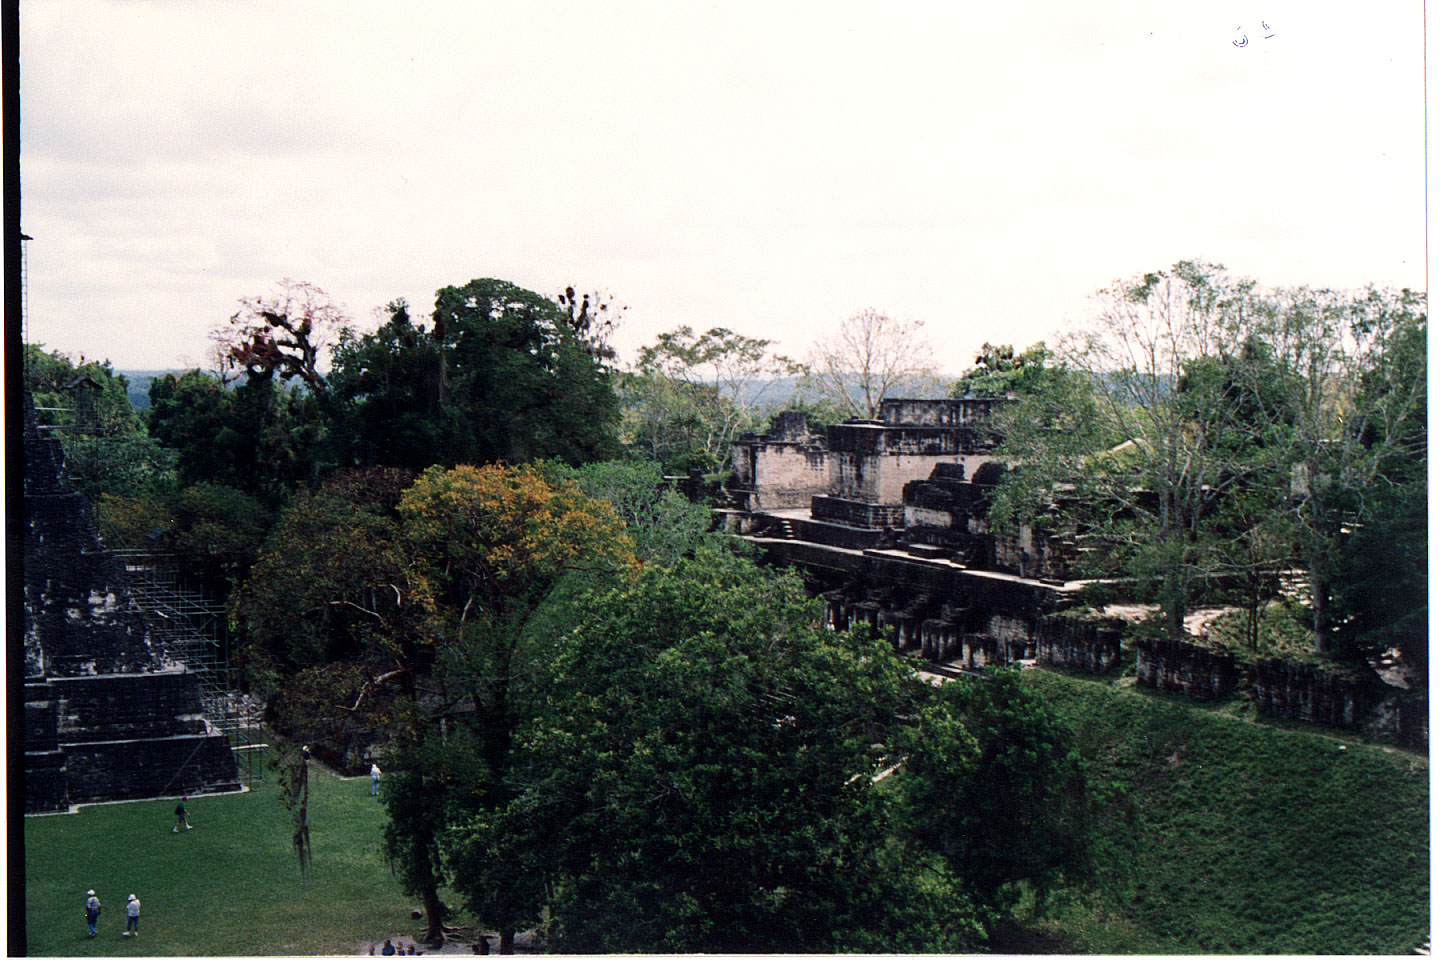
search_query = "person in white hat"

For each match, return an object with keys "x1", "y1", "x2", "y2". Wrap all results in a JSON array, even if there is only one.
[
  {"x1": 84, "y1": 889, "x2": 101, "y2": 937},
  {"x1": 124, "y1": 894, "x2": 141, "y2": 937}
]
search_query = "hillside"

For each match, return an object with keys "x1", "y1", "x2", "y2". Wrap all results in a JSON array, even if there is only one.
[{"x1": 1017, "y1": 669, "x2": 1429, "y2": 954}]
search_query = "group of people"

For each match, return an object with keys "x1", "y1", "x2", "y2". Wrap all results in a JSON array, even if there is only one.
[
  {"x1": 80, "y1": 793, "x2": 190, "y2": 939},
  {"x1": 81, "y1": 772, "x2": 381, "y2": 944},
  {"x1": 371, "y1": 938, "x2": 420, "y2": 955},
  {"x1": 83, "y1": 890, "x2": 140, "y2": 938}
]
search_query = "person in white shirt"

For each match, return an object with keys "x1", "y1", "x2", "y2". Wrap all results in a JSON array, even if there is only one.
[
  {"x1": 370, "y1": 763, "x2": 382, "y2": 796},
  {"x1": 84, "y1": 890, "x2": 101, "y2": 938},
  {"x1": 124, "y1": 895, "x2": 141, "y2": 937}
]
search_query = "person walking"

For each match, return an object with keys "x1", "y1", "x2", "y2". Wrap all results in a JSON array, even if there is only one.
[
  {"x1": 123, "y1": 894, "x2": 141, "y2": 937},
  {"x1": 84, "y1": 889, "x2": 101, "y2": 938},
  {"x1": 173, "y1": 795, "x2": 191, "y2": 832},
  {"x1": 370, "y1": 762, "x2": 382, "y2": 796}
]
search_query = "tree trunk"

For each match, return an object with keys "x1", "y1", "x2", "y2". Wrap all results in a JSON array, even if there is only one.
[
  {"x1": 1310, "y1": 563, "x2": 1331, "y2": 654},
  {"x1": 421, "y1": 883, "x2": 446, "y2": 945}
]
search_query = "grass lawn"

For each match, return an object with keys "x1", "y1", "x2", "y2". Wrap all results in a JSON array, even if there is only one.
[
  {"x1": 1021, "y1": 670, "x2": 1430, "y2": 955},
  {"x1": 24, "y1": 769, "x2": 422, "y2": 957}
]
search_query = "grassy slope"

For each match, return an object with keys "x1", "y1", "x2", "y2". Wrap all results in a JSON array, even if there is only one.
[
  {"x1": 25, "y1": 677, "x2": 1429, "y2": 956},
  {"x1": 23, "y1": 772, "x2": 418, "y2": 957},
  {"x1": 1023, "y1": 670, "x2": 1430, "y2": 955}
]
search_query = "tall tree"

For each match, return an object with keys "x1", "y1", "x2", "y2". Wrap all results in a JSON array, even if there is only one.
[
  {"x1": 990, "y1": 262, "x2": 1271, "y2": 639},
  {"x1": 211, "y1": 279, "x2": 350, "y2": 391},
  {"x1": 805, "y1": 308, "x2": 939, "y2": 419},
  {"x1": 329, "y1": 280, "x2": 621, "y2": 471},
  {"x1": 325, "y1": 300, "x2": 460, "y2": 470},
  {"x1": 627, "y1": 325, "x2": 801, "y2": 470},
  {"x1": 1242, "y1": 284, "x2": 1427, "y2": 652},
  {"x1": 147, "y1": 369, "x2": 325, "y2": 503},
  {"x1": 447, "y1": 548, "x2": 976, "y2": 954},
  {"x1": 233, "y1": 463, "x2": 636, "y2": 945}
]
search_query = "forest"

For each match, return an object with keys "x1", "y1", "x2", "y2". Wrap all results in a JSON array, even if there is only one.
[{"x1": 24, "y1": 262, "x2": 1426, "y2": 953}]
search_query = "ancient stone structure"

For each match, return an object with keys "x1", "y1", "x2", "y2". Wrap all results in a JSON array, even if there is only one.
[
  {"x1": 23, "y1": 390, "x2": 241, "y2": 813},
  {"x1": 1134, "y1": 636, "x2": 1243, "y2": 701},
  {"x1": 723, "y1": 402, "x2": 1425, "y2": 750},
  {"x1": 724, "y1": 401, "x2": 1101, "y2": 672}
]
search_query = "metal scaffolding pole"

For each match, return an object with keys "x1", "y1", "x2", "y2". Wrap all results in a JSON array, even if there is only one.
[{"x1": 113, "y1": 547, "x2": 266, "y2": 785}]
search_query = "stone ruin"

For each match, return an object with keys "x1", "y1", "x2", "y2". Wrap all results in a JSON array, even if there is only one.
[
  {"x1": 723, "y1": 399, "x2": 1104, "y2": 673},
  {"x1": 23, "y1": 388, "x2": 241, "y2": 813},
  {"x1": 723, "y1": 400, "x2": 1426, "y2": 749}
]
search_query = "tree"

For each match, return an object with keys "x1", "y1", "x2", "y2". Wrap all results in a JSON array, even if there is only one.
[
  {"x1": 991, "y1": 262, "x2": 1274, "y2": 639},
  {"x1": 211, "y1": 279, "x2": 350, "y2": 391},
  {"x1": 951, "y1": 342, "x2": 1061, "y2": 398},
  {"x1": 328, "y1": 280, "x2": 622, "y2": 471},
  {"x1": 147, "y1": 369, "x2": 326, "y2": 503},
  {"x1": 447, "y1": 548, "x2": 977, "y2": 953},
  {"x1": 1243, "y1": 284, "x2": 1427, "y2": 652},
  {"x1": 542, "y1": 459, "x2": 716, "y2": 567},
  {"x1": 25, "y1": 344, "x2": 144, "y2": 436},
  {"x1": 98, "y1": 483, "x2": 274, "y2": 596},
  {"x1": 555, "y1": 285, "x2": 625, "y2": 366},
  {"x1": 24, "y1": 344, "x2": 176, "y2": 500},
  {"x1": 325, "y1": 300, "x2": 460, "y2": 470},
  {"x1": 896, "y1": 669, "x2": 1090, "y2": 922},
  {"x1": 627, "y1": 325, "x2": 802, "y2": 471},
  {"x1": 234, "y1": 463, "x2": 636, "y2": 946},
  {"x1": 805, "y1": 308, "x2": 939, "y2": 419}
]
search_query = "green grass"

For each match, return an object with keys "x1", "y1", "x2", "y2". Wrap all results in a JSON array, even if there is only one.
[
  {"x1": 24, "y1": 771, "x2": 421, "y2": 956},
  {"x1": 1020, "y1": 670, "x2": 1430, "y2": 955},
  {"x1": 25, "y1": 678, "x2": 1430, "y2": 956}
]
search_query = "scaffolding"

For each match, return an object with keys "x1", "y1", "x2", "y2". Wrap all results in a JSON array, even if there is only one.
[{"x1": 112, "y1": 546, "x2": 266, "y2": 786}]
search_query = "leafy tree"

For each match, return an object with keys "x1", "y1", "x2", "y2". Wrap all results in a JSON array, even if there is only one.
[
  {"x1": 804, "y1": 307, "x2": 940, "y2": 418},
  {"x1": 147, "y1": 370, "x2": 325, "y2": 503},
  {"x1": 211, "y1": 278, "x2": 350, "y2": 391},
  {"x1": 24, "y1": 344, "x2": 143, "y2": 436},
  {"x1": 951, "y1": 341, "x2": 1061, "y2": 398},
  {"x1": 627, "y1": 325, "x2": 802, "y2": 471},
  {"x1": 448, "y1": 548, "x2": 977, "y2": 953},
  {"x1": 435, "y1": 278, "x2": 622, "y2": 465},
  {"x1": 60, "y1": 434, "x2": 178, "y2": 502},
  {"x1": 98, "y1": 483, "x2": 274, "y2": 596},
  {"x1": 1246, "y1": 285, "x2": 1427, "y2": 652},
  {"x1": 542, "y1": 459, "x2": 715, "y2": 566},
  {"x1": 24, "y1": 344, "x2": 176, "y2": 500},
  {"x1": 1316, "y1": 294, "x2": 1427, "y2": 669},
  {"x1": 991, "y1": 262, "x2": 1272, "y2": 639},
  {"x1": 234, "y1": 463, "x2": 636, "y2": 945},
  {"x1": 232, "y1": 467, "x2": 423, "y2": 694},
  {"x1": 329, "y1": 280, "x2": 621, "y2": 471},
  {"x1": 325, "y1": 300, "x2": 460, "y2": 470},
  {"x1": 897, "y1": 669, "x2": 1090, "y2": 923}
]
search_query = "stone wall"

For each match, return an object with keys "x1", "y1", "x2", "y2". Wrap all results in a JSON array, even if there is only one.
[
  {"x1": 810, "y1": 496, "x2": 905, "y2": 530},
  {"x1": 1035, "y1": 615, "x2": 1125, "y2": 673},
  {"x1": 878, "y1": 397, "x2": 1005, "y2": 429},
  {"x1": 729, "y1": 436, "x2": 831, "y2": 512},
  {"x1": 1135, "y1": 637, "x2": 1243, "y2": 700},
  {"x1": 1251, "y1": 659, "x2": 1372, "y2": 729}
]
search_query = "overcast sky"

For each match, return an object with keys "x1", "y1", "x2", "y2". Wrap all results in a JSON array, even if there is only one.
[{"x1": 19, "y1": 0, "x2": 1426, "y2": 375}]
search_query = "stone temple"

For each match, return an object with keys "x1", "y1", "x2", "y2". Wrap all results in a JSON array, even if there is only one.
[
  {"x1": 723, "y1": 398, "x2": 1120, "y2": 673},
  {"x1": 23, "y1": 389, "x2": 240, "y2": 813}
]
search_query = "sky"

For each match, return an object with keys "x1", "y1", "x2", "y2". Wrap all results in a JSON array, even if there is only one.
[{"x1": 18, "y1": 0, "x2": 1427, "y2": 375}]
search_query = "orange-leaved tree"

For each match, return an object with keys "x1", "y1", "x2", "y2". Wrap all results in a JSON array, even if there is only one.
[{"x1": 386, "y1": 463, "x2": 637, "y2": 949}]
